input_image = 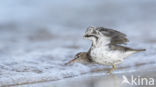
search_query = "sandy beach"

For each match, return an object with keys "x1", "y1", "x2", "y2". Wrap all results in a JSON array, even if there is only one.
[{"x1": 12, "y1": 65, "x2": 156, "y2": 87}]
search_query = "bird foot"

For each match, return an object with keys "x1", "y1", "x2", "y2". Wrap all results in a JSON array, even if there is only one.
[{"x1": 107, "y1": 64, "x2": 116, "y2": 74}]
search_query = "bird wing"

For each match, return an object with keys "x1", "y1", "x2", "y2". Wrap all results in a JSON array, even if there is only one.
[{"x1": 96, "y1": 27, "x2": 129, "y2": 45}]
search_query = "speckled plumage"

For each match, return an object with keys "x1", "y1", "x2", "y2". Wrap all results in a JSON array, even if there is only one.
[
  {"x1": 66, "y1": 26, "x2": 145, "y2": 73},
  {"x1": 84, "y1": 26, "x2": 145, "y2": 66}
]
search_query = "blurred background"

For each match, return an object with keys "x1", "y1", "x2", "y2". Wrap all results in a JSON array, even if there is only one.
[
  {"x1": 0, "y1": 0, "x2": 156, "y2": 40},
  {"x1": 0, "y1": 0, "x2": 156, "y2": 87}
]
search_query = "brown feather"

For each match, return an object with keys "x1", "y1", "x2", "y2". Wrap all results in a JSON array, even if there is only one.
[{"x1": 96, "y1": 27, "x2": 129, "y2": 44}]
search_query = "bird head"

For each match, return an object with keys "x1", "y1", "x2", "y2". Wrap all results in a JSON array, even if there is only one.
[
  {"x1": 65, "y1": 52, "x2": 88, "y2": 65},
  {"x1": 83, "y1": 26, "x2": 101, "y2": 41},
  {"x1": 83, "y1": 26, "x2": 112, "y2": 45},
  {"x1": 84, "y1": 26, "x2": 129, "y2": 45}
]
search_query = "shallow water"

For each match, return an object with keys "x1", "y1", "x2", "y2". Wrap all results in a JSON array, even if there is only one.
[{"x1": 14, "y1": 65, "x2": 156, "y2": 87}]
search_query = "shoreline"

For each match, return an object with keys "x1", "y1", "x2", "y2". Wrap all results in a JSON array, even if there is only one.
[{"x1": 9, "y1": 64, "x2": 156, "y2": 87}]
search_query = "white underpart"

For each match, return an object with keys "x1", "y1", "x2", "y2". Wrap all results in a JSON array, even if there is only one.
[
  {"x1": 90, "y1": 37, "x2": 135, "y2": 65},
  {"x1": 84, "y1": 35, "x2": 97, "y2": 45},
  {"x1": 90, "y1": 36, "x2": 97, "y2": 45}
]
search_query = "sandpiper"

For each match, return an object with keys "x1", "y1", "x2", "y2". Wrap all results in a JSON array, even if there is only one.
[
  {"x1": 66, "y1": 26, "x2": 145, "y2": 73},
  {"x1": 84, "y1": 26, "x2": 145, "y2": 73}
]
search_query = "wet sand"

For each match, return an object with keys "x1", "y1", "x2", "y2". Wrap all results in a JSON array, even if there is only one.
[{"x1": 14, "y1": 65, "x2": 156, "y2": 87}]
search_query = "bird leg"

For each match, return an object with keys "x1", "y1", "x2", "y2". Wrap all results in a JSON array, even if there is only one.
[{"x1": 108, "y1": 64, "x2": 116, "y2": 73}]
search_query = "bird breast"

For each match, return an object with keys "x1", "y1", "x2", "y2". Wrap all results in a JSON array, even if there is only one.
[{"x1": 90, "y1": 47, "x2": 124, "y2": 65}]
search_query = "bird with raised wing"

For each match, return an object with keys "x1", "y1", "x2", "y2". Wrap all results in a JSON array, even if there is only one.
[
  {"x1": 84, "y1": 26, "x2": 145, "y2": 73},
  {"x1": 66, "y1": 26, "x2": 145, "y2": 73}
]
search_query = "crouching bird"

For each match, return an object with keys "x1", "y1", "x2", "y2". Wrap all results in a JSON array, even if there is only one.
[{"x1": 66, "y1": 26, "x2": 146, "y2": 73}]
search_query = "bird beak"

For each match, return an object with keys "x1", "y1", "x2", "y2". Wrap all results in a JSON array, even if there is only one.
[
  {"x1": 83, "y1": 34, "x2": 88, "y2": 39},
  {"x1": 83, "y1": 34, "x2": 91, "y2": 38},
  {"x1": 64, "y1": 58, "x2": 76, "y2": 65}
]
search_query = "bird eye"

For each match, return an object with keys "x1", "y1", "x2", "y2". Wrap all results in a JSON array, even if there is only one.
[{"x1": 75, "y1": 53, "x2": 81, "y2": 58}]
